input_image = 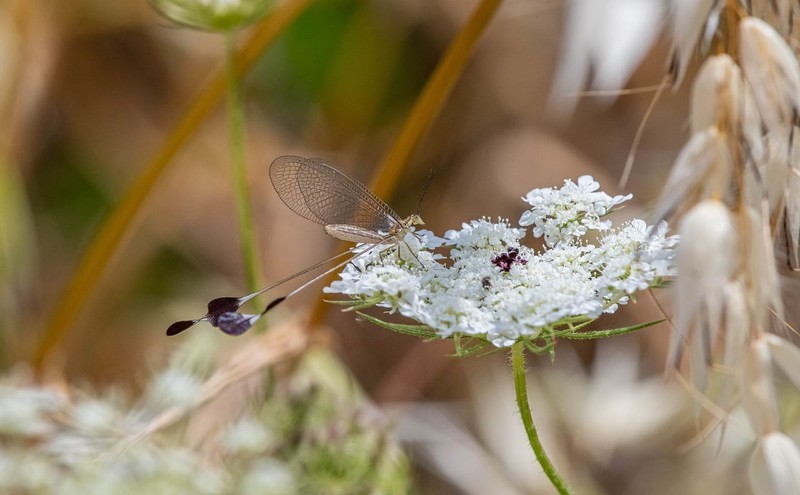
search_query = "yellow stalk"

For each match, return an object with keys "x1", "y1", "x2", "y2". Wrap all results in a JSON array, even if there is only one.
[{"x1": 370, "y1": 0, "x2": 503, "y2": 197}]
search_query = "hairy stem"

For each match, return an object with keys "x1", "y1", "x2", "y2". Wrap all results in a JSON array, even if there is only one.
[
  {"x1": 511, "y1": 342, "x2": 571, "y2": 495},
  {"x1": 225, "y1": 33, "x2": 262, "y2": 300}
]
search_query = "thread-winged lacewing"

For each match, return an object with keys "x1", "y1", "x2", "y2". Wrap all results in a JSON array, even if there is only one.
[{"x1": 166, "y1": 155, "x2": 426, "y2": 336}]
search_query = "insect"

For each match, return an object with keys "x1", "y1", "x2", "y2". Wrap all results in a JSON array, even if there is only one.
[{"x1": 166, "y1": 155, "x2": 426, "y2": 337}]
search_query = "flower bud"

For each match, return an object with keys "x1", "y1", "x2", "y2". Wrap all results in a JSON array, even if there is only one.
[{"x1": 151, "y1": 0, "x2": 273, "y2": 32}]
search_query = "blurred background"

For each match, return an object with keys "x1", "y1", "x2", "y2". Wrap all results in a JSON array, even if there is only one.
[{"x1": 1, "y1": 0, "x2": 751, "y2": 493}]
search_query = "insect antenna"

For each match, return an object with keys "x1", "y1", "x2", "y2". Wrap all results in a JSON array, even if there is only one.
[{"x1": 416, "y1": 169, "x2": 436, "y2": 217}]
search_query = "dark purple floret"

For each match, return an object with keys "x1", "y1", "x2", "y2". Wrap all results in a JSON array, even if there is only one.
[{"x1": 491, "y1": 247, "x2": 528, "y2": 272}]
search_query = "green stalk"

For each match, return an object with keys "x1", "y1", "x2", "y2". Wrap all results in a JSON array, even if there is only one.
[
  {"x1": 224, "y1": 33, "x2": 262, "y2": 303},
  {"x1": 511, "y1": 342, "x2": 571, "y2": 495}
]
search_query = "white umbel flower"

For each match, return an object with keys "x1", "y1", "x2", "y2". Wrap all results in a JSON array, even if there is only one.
[
  {"x1": 326, "y1": 176, "x2": 677, "y2": 349},
  {"x1": 520, "y1": 175, "x2": 631, "y2": 247}
]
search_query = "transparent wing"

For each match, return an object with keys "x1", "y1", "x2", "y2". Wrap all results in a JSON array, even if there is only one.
[{"x1": 269, "y1": 155, "x2": 401, "y2": 232}]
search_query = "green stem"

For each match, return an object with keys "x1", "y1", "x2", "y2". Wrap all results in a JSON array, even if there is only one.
[
  {"x1": 511, "y1": 342, "x2": 571, "y2": 495},
  {"x1": 224, "y1": 33, "x2": 262, "y2": 302}
]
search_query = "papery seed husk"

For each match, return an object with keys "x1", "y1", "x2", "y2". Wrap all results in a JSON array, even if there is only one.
[
  {"x1": 740, "y1": 206, "x2": 783, "y2": 326},
  {"x1": 783, "y1": 130, "x2": 800, "y2": 268},
  {"x1": 691, "y1": 55, "x2": 743, "y2": 134},
  {"x1": 670, "y1": 0, "x2": 716, "y2": 85},
  {"x1": 744, "y1": 129, "x2": 792, "y2": 217},
  {"x1": 749, "y1": 432, "x2": 800, "y2": 495},
  {"x1": 591, "y1": 0, "x2": 663, "y2": 98},
  {"x1": 669, "y1": 200, "x2": 737, "y2": 369},
  {"x1": 739, "y1": 17, "x2": 800, "y2": 141},
  {"x1": 654, "y1": 128, "x2": 732, "y2": 222},
  {"x1": 719, "y1": 281, "x2": 748, "y2": 410},
  {"x1": 765, "y1": 334, "x2": 800, "y2": 393},
  {"x1": 741, "y1": 337, "x2": 779, "y2": 435}
]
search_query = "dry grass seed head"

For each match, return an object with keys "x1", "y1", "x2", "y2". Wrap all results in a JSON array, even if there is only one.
[
  {"x1": 670, "y1": 200, "x2": 738, "y2": 373},
  {"x1": 654, "y1": 127, "x2": 733, "y2": 222},
  {"x1": 739, "y1": 17, "x2": 800, "y2": 141},
  {"x1": 749, "y1": 431, "x2": 800, "y2": 495},
  {"x1": 669, "y1": 0, "x2": 717, "y2": 85},
  {"x1": 765, "y1": 333, "x2": 800, "y2": 392},
  {"x1": 739, "y1": 206, "x2": 782, "y2": 327},
  {"x1": 746, "y1": 131, "x2": 793, "y2": 218},
  {"x1": 782, "y1": 129, "x2": 800, "y2": 267},
  {"x1": 741, "y1": 337, "x2": 779, "y2": 435},
  {"x1": 719, "y1": 281, "x2": 749, "y2": 409},
  {"x1": 690, "y1": 54, "x2": 744, "y2": 135}
]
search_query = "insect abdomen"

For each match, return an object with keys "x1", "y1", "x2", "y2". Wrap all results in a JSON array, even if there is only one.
[{"x1": 325, "y1": 224, "x2": 390, "y2": 243}]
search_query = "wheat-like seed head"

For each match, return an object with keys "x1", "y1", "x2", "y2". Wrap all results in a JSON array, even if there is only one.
[{"x1": 552, "y1": 2, "x2": 800, "y2": 492}]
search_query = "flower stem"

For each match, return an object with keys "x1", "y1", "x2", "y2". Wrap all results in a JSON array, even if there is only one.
[
  {"x1": 511, "y1": 342, "x2": 571, "y2": 495},
  {"x1": 224, "y1": 33, "x2": 262, "y2": 303}
]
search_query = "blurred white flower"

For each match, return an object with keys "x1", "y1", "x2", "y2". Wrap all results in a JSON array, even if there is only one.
[
  {"x1": 71, "y1": 399, "x2": 119, "y2": 434},
  {"x1": 0, "y1": 386, "x2": 61, "y2": 437},
  {"x1": 144, "y1": 368, "x2": 203, "y2": 410},
  {"x1": 224, "y1": 417, "x2": 276, "y2": 455},
  {"x1": 239, "y1": 459, "x2": 297, "y2": 495}
]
